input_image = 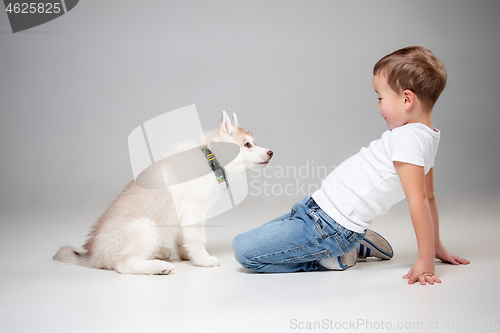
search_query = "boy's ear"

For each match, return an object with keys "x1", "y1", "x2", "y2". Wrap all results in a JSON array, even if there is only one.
[
  {"x1": 403, "y1": 89, "x2": 416, "y2": 111},
  {"x1": 218, "y1": 111, "x2": 234, "y2": 137}
]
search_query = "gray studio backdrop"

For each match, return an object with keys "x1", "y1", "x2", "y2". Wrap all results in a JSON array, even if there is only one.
[{"x1": 1, "y1": 0, "x2": 499, "y2": 221}]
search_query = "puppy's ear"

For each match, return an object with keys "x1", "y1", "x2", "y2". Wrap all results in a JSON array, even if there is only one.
[
  {"x1": 232, "y1": 113, "x2": 239, "y2": 127},
  {"x1": 218, "y1": 110, "x2": 234, "y2": 137}
]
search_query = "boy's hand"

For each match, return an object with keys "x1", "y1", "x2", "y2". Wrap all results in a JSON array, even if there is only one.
[
  {"x1": 435, "y1": 241, "x2": 470, "y2": 265},
  {"x1": 403, "y1": 258, "x2": 441, "y2": 285}
]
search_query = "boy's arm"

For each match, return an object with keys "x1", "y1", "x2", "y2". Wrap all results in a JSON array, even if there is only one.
[
  {"x1": 425, "y1": 168, "x2": 470, "y2": 265},
  {"x1": 394, "y1": 161, "x2": 441, "y2": 285}
]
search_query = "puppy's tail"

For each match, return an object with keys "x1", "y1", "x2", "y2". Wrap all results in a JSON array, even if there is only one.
[{"x1": 53, "y1": 246, "x2": 92, "y2": 267}]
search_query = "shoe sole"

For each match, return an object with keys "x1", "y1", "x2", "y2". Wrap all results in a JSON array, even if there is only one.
[{"x1": 358, "y1": 229, "x2": 393, "y2": 260}]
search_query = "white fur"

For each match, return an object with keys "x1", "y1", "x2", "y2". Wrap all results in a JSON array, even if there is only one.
[{"x1": 53, "y1": 111, "x2": 273, "y2": 275}]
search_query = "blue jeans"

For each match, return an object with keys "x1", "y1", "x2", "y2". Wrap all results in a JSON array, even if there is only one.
[{"x1": 232, "y1": 196, "x2": 366, "y2": 273}]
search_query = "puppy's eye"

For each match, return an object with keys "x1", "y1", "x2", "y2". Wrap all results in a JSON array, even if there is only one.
[{"x1": 244, "y1": 142, "x2": 252, "y2": 148}]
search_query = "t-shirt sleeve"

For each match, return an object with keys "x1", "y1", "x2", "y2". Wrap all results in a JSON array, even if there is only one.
[{"x1": 388, "y1": 128, "x2": 425, "y2": 167}]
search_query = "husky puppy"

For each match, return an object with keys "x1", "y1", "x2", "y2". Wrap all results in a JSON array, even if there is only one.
[{"x1": 54, "y1": 111, "x2": 273, "y2": 275}]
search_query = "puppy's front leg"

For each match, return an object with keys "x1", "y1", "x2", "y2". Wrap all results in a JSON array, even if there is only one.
[{"x1": 179, "y1": 220, "x2": 220, "y2": 267}]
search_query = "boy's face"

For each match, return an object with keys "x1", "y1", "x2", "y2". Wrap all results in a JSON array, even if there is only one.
[{"x1": 372, "y1": 74, "x2": 410, "y2": 130}]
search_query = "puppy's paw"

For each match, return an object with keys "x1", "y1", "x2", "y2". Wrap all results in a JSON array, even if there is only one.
[
  {"x1": 176, "y1": 244, "x2": 190, "y2": 261},
  {"x1": 155, "y1": 247, "x2": 173, "y2": 260},
  {"x1": 192, "y1": 255, "x2": 220, "y2": 267},
  {"x1": 116, "y1": 259, "x2": 175, "y2": 275},
  {"x1": 156, "y1": 261, "x2": 175, "y2": 275}
]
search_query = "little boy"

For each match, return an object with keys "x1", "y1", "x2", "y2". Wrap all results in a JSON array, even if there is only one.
[{"x1": 232, "y1": 46, "x2": 470, "y2": 285}]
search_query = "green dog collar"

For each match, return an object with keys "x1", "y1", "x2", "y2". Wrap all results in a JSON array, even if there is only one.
[{"x1": 201, "y1": 146, "x2": 228, "y2": 191}]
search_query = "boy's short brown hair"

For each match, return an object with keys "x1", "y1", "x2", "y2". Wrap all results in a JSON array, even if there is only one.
[{"x1": 373, "y1": 46, "x2": 447, "y2": 111}]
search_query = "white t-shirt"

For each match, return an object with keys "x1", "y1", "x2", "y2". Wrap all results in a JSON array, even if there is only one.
[{"x1": 312, "y1": 123, "x2": 440, "y2": 233}]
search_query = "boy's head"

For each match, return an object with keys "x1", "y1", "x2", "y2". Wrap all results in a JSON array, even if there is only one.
[{"x1": 373, "y1": 46, "x2": 447, "y2": 112}]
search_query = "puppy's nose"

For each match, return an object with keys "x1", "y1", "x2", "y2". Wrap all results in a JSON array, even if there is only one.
[{"x1": 267, "y1": 150, "x2": 274, "y2": 157}]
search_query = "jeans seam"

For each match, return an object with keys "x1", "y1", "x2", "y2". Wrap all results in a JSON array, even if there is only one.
[
  {"x1": 314, "y1": 221, "x2": 326, "y2": 239},
  {"x1": 344, "y1": 230, "x2": 355, "y2": 244},
  {"x1": 334, "y1": 232, "x2": 347, "y2": 254},
  {"x1": 309, "y1": 209, "x2": 326, "y2": 239},
  {"x1": 283, "y1": 248, "x2": 329, "y2": 264},
  {"x1": 316, "y1": 208, "x2": 336, "y2": 225},
  {"x1": 245, "y1": 233, "x2": 337, "y2": 268},
  {"x1": 347, "y1": 231, "x2": 365, "y2": 244}
]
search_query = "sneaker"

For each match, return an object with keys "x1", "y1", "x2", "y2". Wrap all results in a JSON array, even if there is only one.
[
  {"x1": 318, "y1": 249, "x2": 358, "y2": 271},
  {"x1": 358, "y1": 229, "x2": 393, "y2": 260}
]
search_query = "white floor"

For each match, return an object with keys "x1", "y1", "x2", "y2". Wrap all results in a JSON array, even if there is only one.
[{"x1": 1, "y1": 194, "x2": 498, "y2": 333}]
